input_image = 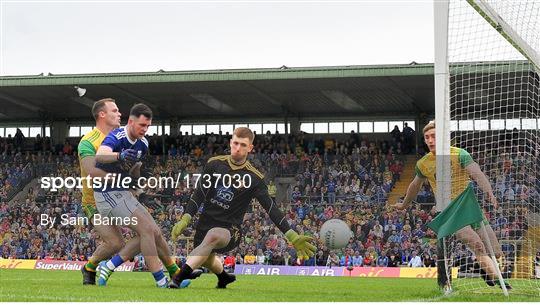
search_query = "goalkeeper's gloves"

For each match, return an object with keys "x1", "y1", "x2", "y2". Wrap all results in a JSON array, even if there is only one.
[
  {"x1": 118, "y1": 149, "x2": 139, "y2": 162},
  {"x1": 171, "y1": 214, "x2": 192, "y2": 241},
  {"x1": 285, "y1": 229, "x2": 316, "y2": 259}
]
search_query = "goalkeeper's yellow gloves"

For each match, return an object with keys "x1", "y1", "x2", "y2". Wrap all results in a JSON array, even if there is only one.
[
  {"x1": 171, "y1": 214, "x2": 192, "y2": 241},
  {"x1": 285, "y1": 229, "x2": 316, "y2": 259}
]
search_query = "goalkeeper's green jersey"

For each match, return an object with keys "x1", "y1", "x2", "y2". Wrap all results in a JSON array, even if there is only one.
[{"x1": 415, "y1": 146, "x2": 474, "y2": 201}]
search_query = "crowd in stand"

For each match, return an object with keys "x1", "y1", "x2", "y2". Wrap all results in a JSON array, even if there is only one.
[
  {"x1": 0, "y1": 152, "x2": 33, "y2": 202},
  {"x1": 0, "y1": 127, "x2": 538, "y2": 272}
]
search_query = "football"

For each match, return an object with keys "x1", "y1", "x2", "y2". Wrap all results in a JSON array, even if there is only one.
[{"x1": 320, "y1": 219, "x2": 353, "y2": 249}]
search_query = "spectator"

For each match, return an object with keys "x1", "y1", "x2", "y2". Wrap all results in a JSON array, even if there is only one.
[
  {"x1": 256, "y1": 249, "x2": 266, "y2": 265},
  {"x1": 244, "y1": 251, "x2": 256, "y2": 265},
  {"x1": 408, "y1": 251, "x2": 424, "y2": 267},
  {"x1": 326, "y1": 251, "x2": 340, "y2": 267},
  {"x1": 326, "y1": 177, "x2": 336, "y2": 204},
  {"x1": 224, "y1": 252, "x2": 236, "y2": 272},
  {"x1": 422, "y1": 253, "x2": 435, "y2": 267},
  {"x1": 390, "y1": 125, "x2": 401, "y2": 142},
  {"x1": 235, "y1": 253, "x2": 244, "y2": 265},
  {"x1": 402, "y1": 250, "x2": 412, "y2": 265},
  {"x1": 283, "y1": 251, "x2": 291, "y2": 266},
  {"x1": 340, "y1": 249, "x2": 353, "y2": 267},
  {"x1": 271, "y1": 252, "x2": 284, "y2": 265},
  {"x1": 352, "y1": 250, "x2": 363, "y2": 267},
  {"x1": 315, "y1": 250, "x2": 326, "y2": 266},
  {"x1": 370, "y1": 220, "x2": 384, "y2": 240},
  {"x1": 363, "y1": 251, "x2": 374, "y2": 267},
  {"x1": 402, "y1": 122, "x2": 415, "y2": 153},
  {"x1": 388, "y1": 252, "x2": 400, "y2": 267},
  {"x1": 291, "y1": 186, "x2": 301, "y2": 202},
  {"x1": 14, "y1": 128, "x2": 25, "y2": 148},
  {"x1": 377, "y1": 251, "x2": 389, "y2": 267},
  {"x1": 268, "y1": 180, "x2": 277, "y2": 203}
]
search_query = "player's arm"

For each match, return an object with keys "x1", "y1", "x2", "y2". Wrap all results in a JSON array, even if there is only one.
[
  {"x1": 95, "y1": 132, "x2": 120, "y2": 163},
  {"x1": 459, "y1": 148, "x2": 498, "y2": 209},
  {"x1": 395, "y1": 175, "x2": 426, "y2": 210},
  {"x1": 80, "y1": 156, "x2": 109, "y2": 178},
  {"x1": 78, "y1": 140, "x2": 109, "y2": 178},
  {"x1": 465, "y1": 162, "x2": 498, "y2": 209},
  {"x1": 255, "y1": 180, "x2": 316, "y2": 258},
  {"x1": 96, "y1": 145, "x2": 118, "y2": 163},
  {"x1": 95, "y1": 132, "x2": 139, "y2": 163},
  {"x1": 171, "y1": 160, "x2": 214, "y2": 240}
]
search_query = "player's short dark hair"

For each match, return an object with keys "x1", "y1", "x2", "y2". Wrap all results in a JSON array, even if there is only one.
[
  {"x1": 129, "y1": 103, "x2": 152, "y2": 119},
  {"x1": 233, "y1": 127, "x2": 254, "y2": 143},
  {"x1": 91, "y1": 98, "x2": 116, "y2": 120}
]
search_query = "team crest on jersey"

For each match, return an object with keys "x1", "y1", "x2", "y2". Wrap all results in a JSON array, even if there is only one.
[
  {"x1": 211, "y1": 186, "x2": 234, "y2": 210},
  {"x1": 216, "y1": 187, "x2": 234, "y2": 202}
]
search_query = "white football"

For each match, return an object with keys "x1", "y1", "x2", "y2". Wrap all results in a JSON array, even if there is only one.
[{"x1": 320, "y1": 219, "x2": 353, "y2": 249}]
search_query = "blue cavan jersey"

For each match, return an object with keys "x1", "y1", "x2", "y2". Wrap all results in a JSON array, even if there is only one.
[{"x1": 95, "y1": 126, "x2": 149, "y2": 192}]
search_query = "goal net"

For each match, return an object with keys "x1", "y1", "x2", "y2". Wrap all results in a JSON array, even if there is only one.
[{"x1": 435, "y1": 0, "x2": 540, "y2": 296}]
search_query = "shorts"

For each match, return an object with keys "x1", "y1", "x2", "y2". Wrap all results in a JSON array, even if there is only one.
[
  {"x1": 470, "y1": 217, "x2": 489, "y2": 230},
  {"x1": 193, "y1": 222, "x2": 242, "y2": 254},
  {"x1": 94, "y1": 190, "x2": 140, "y2": 218},
  {"x1": 82, "y1": 204, "x2": 98, "y2": 220}
]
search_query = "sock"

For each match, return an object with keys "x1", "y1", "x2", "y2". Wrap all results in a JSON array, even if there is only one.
[
  {"x1": 85, "y1": 259, "x2": 98, "y2": 272},
  {"x1": 106, "y1": 255, "x2": 125, "y2": 270},
  {"x1": 216, "y1": 269, "x2": 229, "y2": 282},
  {"x1": 176, "y1": 264, "x2": 193, "y2": 283},
  {"x1": 165, "y1": 262, "x2": 180, "y2": 278},
  {"x1": 152, "y1": 270, "x2": 168, "y2": 287}
]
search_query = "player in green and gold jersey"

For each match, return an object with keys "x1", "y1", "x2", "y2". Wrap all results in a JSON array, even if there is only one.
[
  {"x1": 78, "y1": 98, "x2": 130, "y2": 285},
  {"x1": 394, "y1": 121, "x2": 510, "y2": 291}
]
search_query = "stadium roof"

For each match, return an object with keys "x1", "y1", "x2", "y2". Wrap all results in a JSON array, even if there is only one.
[{"x1": 0, "y1": 63, "x2": 435, "y2": 123}]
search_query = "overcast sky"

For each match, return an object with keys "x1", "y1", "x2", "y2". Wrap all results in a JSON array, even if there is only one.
[{"x1": 0, "y1": 1, "x2": 435, "y2": 76}]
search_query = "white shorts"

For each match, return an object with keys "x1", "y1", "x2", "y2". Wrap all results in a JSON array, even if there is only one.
[{"x1": 94, "y1": 190, "x2": 140, "y2": 219}]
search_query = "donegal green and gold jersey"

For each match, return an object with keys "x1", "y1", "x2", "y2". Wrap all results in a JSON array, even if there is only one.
[
  {"x1": 415, "y1": 146, "x2": 473, "y2": 201},
  {"x1": 77, "y1": 128, "x2": 106, "y2": 214}
]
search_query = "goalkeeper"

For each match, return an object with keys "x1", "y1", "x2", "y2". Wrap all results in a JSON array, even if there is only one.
[
  {"x1": 394, "y1": 121, "x2": 511, "y2": 290},
  {"x1": 170, "y1": 127, "x2": 316, "y2": 289}
]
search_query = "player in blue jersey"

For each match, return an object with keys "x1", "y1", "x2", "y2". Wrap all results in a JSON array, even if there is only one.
[{"x1": 93, "y1": 103, "x2": 193, "y2": 288}]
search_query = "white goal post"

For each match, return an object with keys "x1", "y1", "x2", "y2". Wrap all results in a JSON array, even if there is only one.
[{"x1": 434, "y1": 0, "x2": 540, "y2": 297}]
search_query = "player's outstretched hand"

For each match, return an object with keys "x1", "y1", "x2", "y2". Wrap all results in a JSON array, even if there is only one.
[
  {"x1": 285, "y1": 230, "x2": 316, "y2": 258},
  {"x1": 171, "y1": 214, "x2": 192, "y2": 241},
  {"x1": 119, "y1": 149, "x2": 139, "y2": 162}
]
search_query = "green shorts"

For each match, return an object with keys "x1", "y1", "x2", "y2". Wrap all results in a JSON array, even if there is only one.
[
  {"x1": 470, "y1": 217, "x2": 489, "y2": 230},
  {"x1": 82, "y1": 204, "x2": 98, "y2": 220}
]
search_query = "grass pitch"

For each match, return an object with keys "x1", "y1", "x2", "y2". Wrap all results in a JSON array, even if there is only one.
[{"x1": 0, "y1": 269, "x2": 537, "y2": 302}]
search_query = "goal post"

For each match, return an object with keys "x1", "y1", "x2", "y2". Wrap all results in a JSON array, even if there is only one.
[{"x1": 433, "y1": 0, "x2": 540, "y2": 296}]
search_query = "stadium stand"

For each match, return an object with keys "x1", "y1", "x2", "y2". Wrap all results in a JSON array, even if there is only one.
[{"x1": 0, "y1": 128, "x2": 536, "y2": 273}]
